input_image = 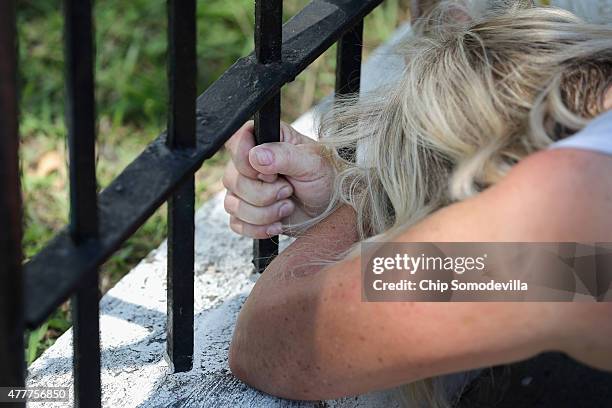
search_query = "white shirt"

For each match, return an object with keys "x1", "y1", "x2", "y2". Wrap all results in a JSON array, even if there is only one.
[{"x1": 549, "y1": 110, "x2": 612, "y2": 156}]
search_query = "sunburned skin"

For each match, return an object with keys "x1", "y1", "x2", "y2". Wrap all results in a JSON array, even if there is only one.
[
  {"x1": 229, "y1": 96, "x2": 612, "y2": 400},
  {"x1": 230, "y1": 150, "x2": 612, "y2": 401}
]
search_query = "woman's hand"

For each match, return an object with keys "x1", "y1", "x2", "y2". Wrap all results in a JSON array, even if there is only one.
[{"x1": 223, "y1": 121, "x2": 334, "y2": 238}]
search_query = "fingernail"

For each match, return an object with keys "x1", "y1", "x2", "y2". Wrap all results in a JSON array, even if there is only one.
[
  {"x1": 254, "y1": 147, "x2": 273, "y2": 166},
  {"x1": 276, "y1": 186, "x2": 292, "y2": 200},
  {"x1": 278, "y1": 203, "x2": 293, "y2": 218},
  {"x1": 266, "y1": 223, "x2": 283, "y2": 235}
]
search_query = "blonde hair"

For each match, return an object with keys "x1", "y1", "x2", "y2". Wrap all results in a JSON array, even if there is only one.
[
  {"x1": 301, "y1": 0, "x2": 612, "y2": 406},
  {"x1": 307, "y1": 0, "x2": 612, "y2": 242}
]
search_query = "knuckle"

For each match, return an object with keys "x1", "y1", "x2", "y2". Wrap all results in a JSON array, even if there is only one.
[
  {"x1": 223, "y1": 195, "x2": 235, "y2": 214},
  {"x1": 231, "y1": 218, "x2": 266, "y2": 239},
  {"x1": 251, "y1": 182, "x2": 271, "y2": 206},
  {"x1": 280, "y1": 122, "x2": 305, "y2": 144},
  {"x1": 238, "y1": 179, "x2": 265, "y2": 206},
  {"x1": 252, "y1": 196, "x2": 267, "y2": 207},
  {"x1": 222, "y1": 172, "x2": 231, "y2": 190},
  {"x1": 225, "y1": 134, "x2": 243, "y2": 156},
  {"x1": 234, "y1": 175, "x2": 247, "y2": 195},
  {"x1": 261, "y1": 189, "x2": 279, "y2": 207},
  {"x1": 239, "y1": 127, "x2": 255, "y2": 147},
  {"x1": 252, "y1": 227, "x2": 270, "y2": 239},
  {"x1": 221, "y1": 172, "x2": 237, "y2": 192},
  {"x1": 236, "y1": 161, "x2": 255, "y2": 178},
  {"x1": 224, "y1": 135, "x2": 235, "y2": 151},
  {"x1": 255, "y1": 231, "x2": 269, "y2": 239},
  {"x1": 279, "y1": 123, "x2": 291, "y2": 143},
  {"x1": 243, "y1": 204, "x2": 275, "y2": 226},
  {"x1": 261, "y1": 206, "x2": 280, "y2": 224},
  {"x1": 222, "y1": 163, "x2": 239, "y2": 190},
  {"x1": 229, "y1": 217, "x2": 242, "y2": 234}
]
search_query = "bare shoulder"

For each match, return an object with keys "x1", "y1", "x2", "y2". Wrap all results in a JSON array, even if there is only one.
[
  {"x1": 403, "y1": 148, "x2": 612, "y2": 242},
  {"x1": 492, "y1": 148, "x2": 612, "y2": 240},
  {"x1": 501, "y1": 147, "x2": 612, "y2": 197}
]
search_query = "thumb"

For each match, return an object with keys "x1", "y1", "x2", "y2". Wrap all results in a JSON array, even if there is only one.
[{"x1": 249, "y1": 142, "x2": 327, "y2": 180}]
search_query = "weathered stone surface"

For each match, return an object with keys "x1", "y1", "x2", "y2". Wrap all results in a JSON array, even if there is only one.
[{"x1": 27, "y1": 192, "x2": 476, "y2": 407}]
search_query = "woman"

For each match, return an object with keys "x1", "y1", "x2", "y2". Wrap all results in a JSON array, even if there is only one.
[{"x1": 223, "y1": 1, "x2": 612, "y2": 405}]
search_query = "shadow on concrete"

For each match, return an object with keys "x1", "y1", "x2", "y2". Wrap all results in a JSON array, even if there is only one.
[{"x1": 458, "y1": 352, "x2": 612, "y2": 408}]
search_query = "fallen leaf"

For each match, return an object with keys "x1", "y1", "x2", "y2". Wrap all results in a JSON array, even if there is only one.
[{"x1": 35, "y1": 150, "x2": 63, "y2": 177}]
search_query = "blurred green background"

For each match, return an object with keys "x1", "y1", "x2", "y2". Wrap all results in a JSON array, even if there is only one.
[{"x1": 18, "y1": 0, "x2": 410, "y2": 363}]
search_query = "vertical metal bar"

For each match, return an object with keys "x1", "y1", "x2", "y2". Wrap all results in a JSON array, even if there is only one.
[
  {"x1": 0, "y1": 2, "x2": 25, "y2": 406},
  {"x1": 166, "y1": 0, "x2": 196, "y2": 373},
  {"x1": 253, "y1": 0, "x2": 282, "y2": 273},
  {"x1": 71, "y1": 273, "x2": 100, "y2": 407},
  {"x1": 335, "y1": 20, "x2": 363, "y2": 97},
  {"x1": 335, "y1": 20, "x2": 363, "y2": 161},
  {"x1": 63, "y1": 0, "x2": 101, "y2": 406}
]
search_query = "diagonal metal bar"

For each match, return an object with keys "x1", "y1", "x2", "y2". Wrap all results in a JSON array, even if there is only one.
[
  {"x1": 23, "y1": 0, "x2": 384, "y2": 328},
  {"x1": 252, "y1": 0, "x2": 282, "y2": 274},
  {"x1": 166, "y1": 0, "x2": 196, "y2": 373}
]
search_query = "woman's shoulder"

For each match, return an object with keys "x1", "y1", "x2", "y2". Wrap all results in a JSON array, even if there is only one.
[
  {"x1": 486, "y1": 109, "x2": 612, "y2": 240},
  {"x1": 486, "y1": 145, "x2": 612, "y2": 240},
  {"x1": 402, "y1": 144, "x2": 612, "y2": 242}
]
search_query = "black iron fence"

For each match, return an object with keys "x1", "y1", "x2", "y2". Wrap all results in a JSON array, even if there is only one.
[{"x1": 0, "y1": 0, "x2": 388, "y2": 406}]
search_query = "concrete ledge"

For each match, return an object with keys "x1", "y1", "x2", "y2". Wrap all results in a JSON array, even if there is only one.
[
  {"x1": 28, "y1": 193, "x2": 266, "y2": 407},
  {"x1": 26, "y1": 183, "x2": 479, "y2": 407},
  {"x1": 27, "y1": 193, "x2": 472, "y2": 407}
]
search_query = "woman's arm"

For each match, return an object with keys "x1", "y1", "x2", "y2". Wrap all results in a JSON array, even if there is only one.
[{"x1": 229, "y1": 148, "x2": 612, "y2": 400}]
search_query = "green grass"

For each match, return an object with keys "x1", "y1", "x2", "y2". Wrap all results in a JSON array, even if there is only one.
[{"x1": 19, "y1": 0, "x2": 410, "y2": 364}]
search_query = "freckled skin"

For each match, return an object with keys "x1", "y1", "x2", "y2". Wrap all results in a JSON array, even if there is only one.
[{"x1": 230, "y1": 147, "x2": 612, "y2": 401}]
